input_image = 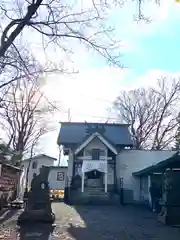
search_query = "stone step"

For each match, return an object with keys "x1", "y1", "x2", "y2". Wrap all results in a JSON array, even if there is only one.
[
  {"x1": 84, "y1": 187, "x2": 104, "y2": 192},
  {"x1": 83, "y1": 192, "x2": 108, "y2": 195},
  {"x1": 84, "y1": 190, "x2": 107, "y2": 193},
  {"x1": 70, "y1": 189, "x2": 121, "y2": 205},
  {"x1": 83, "y1": 190, "x2": 108, "y2": 197},
  {"x1": 84, "y1": 192, "x2": 106, "y2": 196}
]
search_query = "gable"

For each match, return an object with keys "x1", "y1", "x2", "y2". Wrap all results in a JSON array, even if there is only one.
[
  {"x1": 85, "y1": 137, "x2": 107, "y2": 150},
  {"x1": 74, "y1": 132, "x2": 118, "y2": 155}
]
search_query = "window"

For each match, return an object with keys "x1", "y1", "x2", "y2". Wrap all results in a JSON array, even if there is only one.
[
  {"x1": 32, "y1": 161, "x2": 38, "y2": 169},
  {"x1": 57, "y1": 172, "x2": 64, "y2": 181},
  {"x1": 92, "y1": 149, "x2": 100, "y2": 160},
  {"x1": 85, "y1": 149, "x2": 106, "y2": 158},
  {"x1": 100, "y1": 150, "x2": 106, "y2": 156}
]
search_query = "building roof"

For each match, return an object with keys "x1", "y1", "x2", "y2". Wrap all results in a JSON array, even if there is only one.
[
  {"x1": 133, "y1": 152, "x2": 180, "y2": 176},
  {"x1": 49, "y1": 166, "x2": 68, "y2": 169},
  {"x1": 23, "y1": 154, "x2": 57, "y2": 162},
  {"x1": 0, "y1": 160, "x2": 21, "y2": 171},
  {"x1": 57, "y1": 122, "x2": 133, "y2": 147}
]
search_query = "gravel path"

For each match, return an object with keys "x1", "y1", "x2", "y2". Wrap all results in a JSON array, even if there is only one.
[
  {"x1": 0, "y1": 203, "x2": 180, "y2": 239},
  {"x1": 51, "y1": 203, "x2": 180, "y2": 240}
]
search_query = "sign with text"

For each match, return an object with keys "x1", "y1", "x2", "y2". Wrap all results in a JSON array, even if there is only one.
[
  {"x1": 57, "y1": 172, "x2": 64, "y2": 181},
  {"x1": 82, "y1": 160, "x2": 107, "y2": 173},
  {"x1": 0, "y1": 165, "x2": 18, "y2": 190}
]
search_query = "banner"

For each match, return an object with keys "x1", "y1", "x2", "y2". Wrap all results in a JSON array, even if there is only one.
[{"x1": 82, "y1": 160, "x2": 107, "y2": 173}]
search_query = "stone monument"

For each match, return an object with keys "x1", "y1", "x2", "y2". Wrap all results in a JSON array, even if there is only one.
[
  {"x1": 17, "y1": 166, "x2": 55, "y2": 224},
  {"x1": 158, "y1": 169, "x2": 180, "y2": 225}
]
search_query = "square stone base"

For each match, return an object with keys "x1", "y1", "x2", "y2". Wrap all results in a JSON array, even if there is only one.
[
  {"x1": 17, "y1": 209, "x2": 55, "y2": 225},
  {"x1": 158, "y1": 206, "x2": 180, "y2": 226}
]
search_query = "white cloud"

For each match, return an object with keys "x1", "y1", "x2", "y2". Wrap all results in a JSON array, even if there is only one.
[
  {"x1": 42, "y1": 66, "x2": 127, "y2": 121},
  {"x1": 120, "y1": 40, "x2": 139, "y2": 52},
  {"x1": 43, "y1": 68, "x2": 180, "y2": 122},
  {"x1": 134, "y1": 70, "x2": 180, "y2": 89},
  {"x1": 41, "y1": 68, "x2": 180, "y2": 157},
  {"x1": 27, "y1": 0, "x2": 180, "y2": 157},
  {"x1": 111, "y1": 0, "x2": 180, "y2": 39}
]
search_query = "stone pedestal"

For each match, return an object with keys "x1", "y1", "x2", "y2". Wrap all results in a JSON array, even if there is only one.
[
  {"x1": 17, "y1": 166, "x2": 55, "y2": 225},
  {"x1": 158, "y1": 170, "x2": 180, "y2": 225}
]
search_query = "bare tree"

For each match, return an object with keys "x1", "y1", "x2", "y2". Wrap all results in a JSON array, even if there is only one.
[
  {"x1": 113, "y1": 77, "x2": 180, "y2": 150},
  {"x1": 171, "y1": 112, "x2": 180, "y2": 150},
  {"x1": 0, "y1": 46, "x2": 41, "y2": 87},
  {"x1": 0, "y1": 0, "x2": 123, "y2": 64},
  {"x1": 0, "y1": 76, "x2": 52, "y2": 165},
  {"x1": 0, "y1": 42, "x2": 62, "y2": 91},
  {"x1": 151, "y1": 79, "x2": 180, "y2": 150},
  {"x1": 25, "y1": 139, "x2": 38, "y2": 194},
  {"x1": 0, "y1": 0, "x2": 161, "y2": 90}
]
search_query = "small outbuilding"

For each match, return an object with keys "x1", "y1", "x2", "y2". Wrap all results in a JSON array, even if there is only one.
[{"x1": 48, "y1": 166, "x2": 68, "y2": 200}]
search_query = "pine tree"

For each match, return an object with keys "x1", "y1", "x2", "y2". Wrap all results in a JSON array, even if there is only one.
[{"x1": 0, "y1": 141, "x2": 13, "y2": 162}]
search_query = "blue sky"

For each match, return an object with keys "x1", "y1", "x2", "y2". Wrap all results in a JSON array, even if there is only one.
[
  {"x1": 118, "y1": 1, "x2": 180, "y2": 77},
  {"x1": 124, "y1": 20, "x2": 180, "y2": 75},
  {"x1": 42, "y1": 0, "x2": 180, "y2": 160},
  {"x1": 87, "y1": 1, "x2": 180, "y2": 79}
]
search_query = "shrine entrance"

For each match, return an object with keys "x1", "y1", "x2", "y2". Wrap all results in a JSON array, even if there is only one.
[
  {"x1": 81, "y1": 160, "x2": 107, "y2": 193},
  {"x1": 85, "y1": 170, "x2": 104, "y2": 188}
]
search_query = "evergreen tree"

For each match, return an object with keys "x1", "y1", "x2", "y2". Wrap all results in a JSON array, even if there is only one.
[{"x1": 0, "y1": 140, "x2": 13, "y2": 162}]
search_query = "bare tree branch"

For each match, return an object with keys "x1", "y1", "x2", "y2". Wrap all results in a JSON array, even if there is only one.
[
  {"x1": 0, "y1": 0, "x2": 124, "y2": 68},
  {"x1": 0, "y1": 0, "x2": 43, "y2": 57},
  {"x1": 113, "y1": 77, "x2": 180, "y2": 150},
  {"x1": 0, "y1": 75, "x2": 53, "y2": 165}
]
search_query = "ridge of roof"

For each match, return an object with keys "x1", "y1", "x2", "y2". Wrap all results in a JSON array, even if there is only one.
[
  {"x1": 59, "y1": 121, "x2": 130, "y2": 127},
  {"x1": 23, "y1": 154, "x2": 57, "y2": 162},
  {"x1": 49, "y1": 166, "x2": 68, "y2": 169}
]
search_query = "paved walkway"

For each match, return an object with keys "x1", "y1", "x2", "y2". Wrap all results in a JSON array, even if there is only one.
[{"x1": 0, "y1": 203, "x2": 180, "y2": 239}]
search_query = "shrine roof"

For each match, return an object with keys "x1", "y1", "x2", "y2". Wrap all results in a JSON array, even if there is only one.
[{"x1": 57, "y1": 122, "x2": 134, "y2": 147}]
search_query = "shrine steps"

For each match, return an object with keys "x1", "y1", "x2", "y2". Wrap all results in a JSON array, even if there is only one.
[{"x1": 68, "y1": 188, "x2": 120, "y2": 205}]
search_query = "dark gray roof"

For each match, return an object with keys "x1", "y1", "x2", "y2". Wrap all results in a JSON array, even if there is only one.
[
  {"x1": 0, "y1": 161, "x2": 21, "y2": 171},
  {"x1": 23, "y1": 154, "x2": 57, "y2": 162},
  {"x1": 49, "y1": 166, "x2": 68, "y2": 169},
  {"x1": 57, "y1": 122, "x2": 133, "y2": 147}
]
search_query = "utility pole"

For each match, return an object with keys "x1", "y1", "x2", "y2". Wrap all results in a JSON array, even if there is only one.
[
  {"x1": 68, "y1": 108, "x2": 71, "y2": 122},
  {"x1": 58, "y1": 146, "x2": 63, "y2": 166},
  {"x1": 58, "y1": 108, "x2": 71, "y2": 166}
]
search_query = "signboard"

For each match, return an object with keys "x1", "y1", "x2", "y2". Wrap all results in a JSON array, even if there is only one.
[
  {"x1": 57, "y1": 172, "x2": 64, "y2": 181},
  {"x1": 82, "y1": 160, "x2": 107, "y2": 173},
  {"x1": 0, "y1": 165, "x2": 18, "y2": 191}
]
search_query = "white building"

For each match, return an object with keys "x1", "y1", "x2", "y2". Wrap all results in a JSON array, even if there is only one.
[
  {"x1": 116, "y1": 149, "x2": 174, "y2": 204},
  {"x1": 48, "y1": 166, "x2": 67, "y2": 191},
  {"x1": 19, "y1": 154, "x2": 67, "y2": 199},
  {"x1": 57, "y1": 122, "x2": 175, "y2": 204}
]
